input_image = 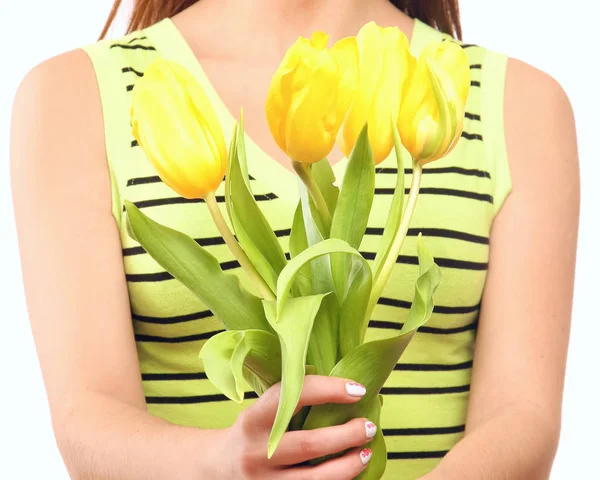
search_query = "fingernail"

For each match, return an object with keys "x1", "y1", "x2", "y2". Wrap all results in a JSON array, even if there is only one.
[
  {"x1": 346, "y1": 382, "x2": 366, "y2": 397},
  {"x1": 360, "y1": 448, "x2": 372, "y2": 465},
  {"x1": 365, "y1": 421, "x2": 377, "y2": 439}
]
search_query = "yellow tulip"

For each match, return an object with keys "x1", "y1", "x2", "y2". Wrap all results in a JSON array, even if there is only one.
[
  {"x1": 266, "y1": 32, "x2": 356, "y2": 164},
  {"x1": 337, "y1": 22, "x2": 413, "y2": 165},
  {"x1": 398, "y1": 40, "x2": 470, "y2": 164},
  {"x1": 131, "y1": 58, "x2": 227, "y2": 199}
]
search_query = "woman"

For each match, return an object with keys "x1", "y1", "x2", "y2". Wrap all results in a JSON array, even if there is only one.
[{"x1": 10, "y1": 0, "x2": 578, "y2": 478}]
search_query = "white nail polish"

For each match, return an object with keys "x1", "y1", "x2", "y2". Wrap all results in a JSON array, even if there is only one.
[
  {"x1": 365, "y1": 421, "x2": 377, "y2": 439},
  {"x1": 346, "y1": 381, "x2": 366, "y2": 397},
  {"x1": 360, "y1": 448, "x2": 373, "y2": 465}
]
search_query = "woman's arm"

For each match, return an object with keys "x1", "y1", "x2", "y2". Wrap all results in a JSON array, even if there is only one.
[
  {"x1": 11, "y1": 49, "x2": 378, "y2": 480},
  {"x1": 422, "y1": 58, "x2": 579, "y2": 479},
  {"x1": 10, "y1": 49, "x2": 227, "y2": 480}
]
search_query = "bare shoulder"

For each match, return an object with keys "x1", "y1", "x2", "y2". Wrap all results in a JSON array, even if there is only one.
[
  {"x1": 11, "y1": 47, "x2": 110, "y2": 213},
  {"x1": 503, "y1": 57, "x2": 578, "y2": 190},
  {"x1": 12, "y1": 48, "x2": 100, "y2": 128}
]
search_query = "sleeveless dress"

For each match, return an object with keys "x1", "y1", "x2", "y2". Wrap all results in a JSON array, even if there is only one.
[{"x1": 83, "y1": 18, "x2": 511, "y2": 479}]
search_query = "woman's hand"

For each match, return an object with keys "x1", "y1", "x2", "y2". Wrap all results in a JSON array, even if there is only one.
[{"x1": 221, "y1": 375, "x2": 376, "y2": 479}]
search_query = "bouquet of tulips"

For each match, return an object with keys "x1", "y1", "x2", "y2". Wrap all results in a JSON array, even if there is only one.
[{"x1": 126, "y1": 22, "x2": 469, "y2": 479}]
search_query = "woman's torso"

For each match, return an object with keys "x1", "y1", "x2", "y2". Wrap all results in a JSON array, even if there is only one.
[{"x1": 83, "y1": 16, "x2": 510, "y2": 479}]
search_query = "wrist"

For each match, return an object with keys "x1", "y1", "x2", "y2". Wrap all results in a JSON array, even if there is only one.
[{"x1": 172, "y1": 424, "x2": 233, "y2": 479}]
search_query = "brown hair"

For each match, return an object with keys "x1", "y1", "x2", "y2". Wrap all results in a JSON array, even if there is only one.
[{"x1": 100, "y1": 0, "x2": 461, "y2": 41}]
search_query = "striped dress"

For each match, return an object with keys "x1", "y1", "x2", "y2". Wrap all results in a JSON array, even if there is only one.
[{"x1": 83, "y1": 17, "x2": 511, "y2": 479}]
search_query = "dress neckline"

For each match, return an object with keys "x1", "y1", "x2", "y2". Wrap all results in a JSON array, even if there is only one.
[{"x1": 146, "y1": 17, "x2": 433, "y2": 206}]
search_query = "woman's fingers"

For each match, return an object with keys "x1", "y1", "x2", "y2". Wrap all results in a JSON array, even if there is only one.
[
  {"x1": 247, "y1": 375, "x2": 366, "y2": 427},
  {"x1": 271, "y1": 417, "x2": 377, "y2": 466},
  {"x1": 283, "y1": 447, "x2": 373, "y2": 480}
]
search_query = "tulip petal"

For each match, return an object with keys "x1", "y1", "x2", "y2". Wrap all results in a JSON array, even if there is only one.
[
  {"x1": 130, "y1": 59, "x2": 227, "y2": 198},
  {"x1": 340, "y1": 22, "x2": 384, "y2": 158},
  {"x1": 266, "y1": 38, "x2": 307, "y2": 153},
  {"x1": 285, "y1": 54, "x2": 341, "y2": 163},
  {"x1": 398, "y1": 39, "x2": 470, "y2": 163}
]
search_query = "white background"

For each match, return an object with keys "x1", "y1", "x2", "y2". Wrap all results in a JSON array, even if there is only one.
[{"x1": 0, "y1": 1, "x2": 597, "y2": 478}]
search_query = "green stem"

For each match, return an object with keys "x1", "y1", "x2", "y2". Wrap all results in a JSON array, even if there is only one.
[
  {"x1": 364, "y1": 161, "x2": 423, "y2": 329},
  {"x1": 293, "y1": 161, "x2": 332, "y2": 235},
  {"x1": 204, "y1": 192, "x2": 275, "y2": 301}
]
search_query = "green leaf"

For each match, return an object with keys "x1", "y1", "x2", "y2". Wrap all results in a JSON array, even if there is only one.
[
  {"x1": 276, "y1": 238, "x2": 368, "y2": 320},
  {"x1": 198, "y1": 329, "x2": 282, "y2": 403},
  {"x1": 355, "y1": 395, "x2": 386, "y2": 480},
  {"x1": 311, "y1": 158, "x2": 339, "y2": 215},
  {"x1": 235, "y1": 112, "x2": 252, "y2": 192},
  {"x1": 308, "y1": 293, "x2": 339, "y2": 375},
  {"x1": 289, "y1": 203, "x2": 312, "y2": 296},
  {"x1": 303, "y1": 235, "x2": 441, "y2": 437},
  {"x1": 124, "y1": 201, "x2": 270, "y2": 332},
  {"x1": 297, "y1": 186, "x2": 340, "y2": 374},
  {"x1": 373, "y1": 126, "x2": 406, "y2": 279},
  {"x1": 290, "y1": 202, "x2": 309, "y2": 259},
  {"x1": 226, "y1": 119, "x2": 287, "y2": 294},
  {"x1": 275, "y1": 238, "x2": 372, "y2": 363},
  {"x1": 224, "y1": 123, "x2": 238, "y2": 222},
  {"x1": 330, "y1": 124, "x2": 375, "y2": 298},
  {"x1": 339, "y1": 254, "x2": 373, "y2": 357},
  {"x1": 263, "y1": 294, "x2": 329, "y2": 458},
  {"x1": 330, "y1": 124, "x2": 375, "y2": 249}
]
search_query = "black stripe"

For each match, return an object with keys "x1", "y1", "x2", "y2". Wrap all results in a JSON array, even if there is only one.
[
  {"x1": 374, "y1": 187, "x2": 493, "y2": 204},
  {"x1": 132, "y1": 309, "x2": 213, "y2": 324},
  {"x1": 127, "y1": 175, "x2": 162, "y2": 187},
  {"x1": 126, "y1": 259, "x2": 240, "y2": 282},
  {"x1": 126, "y1": 174, "x2": 257, "y2": 186},
  {"x1": 461, "y1": 44, "x2": 478, "y2": 49},
  {"x1": 126, "y1": 84, "x2": 135, "y2": 92},
  {"x1": 145, "y1": 385, "x2": 468, "y2": 404},
  {"x1": 383, "y1": 425, "x2": 465, "y2": 436},
  {"x1": 377, "y1": 297, "x2": 480, "y2": 314},
  {"x1": 380, "y1": 384, "x2": 470, "y2": 395},
  {"x1": 140, "y1": 362, "x2": 472, "y2": 384},
  {"x1": 110, "y1": 43, "x2": 156, "y2": 51},
  {"x1": 470, "y1": 64, "x2": 482, "y2": 70},
  {"x1": 122, "y1": 228, "x2": 292, "y2": 257},
  {"x1": 360, "y1": 251, "x2": 488, "y2": 271},
  {"x1": 135, "y1": 330, "x2": 222, "y2": 343},
  {"x1": 127, "y1": 36, "x2": 148, "y2": 44},
  {"x1": 369, "y1": 319, "x2": 479, "y2": 335},
  {"x1": 254, "y1": 192, "x2": 279, "y2": 201},
  {"x1": 464, "y1": 112, "x2": 482, "y2": 121},
  {"x1": 364, "y1": 227, "x2": 489, "y2": 245},
  {"x1": 394, "y1": 361, "x2": 473, "y2": 372},
  {"x1": 123, "y1": 197, "x2": 212, "y2": 210},
  {"x1": 376, "y1": 166, "x2": 489, "y2": 178},
  {"x1": 142, "y1": 372, "x2": 208, "y2": 381},
  {"x1": 122, "y1": 67, "x2": 144, "y2": 77},
  {"x1": 471, "y1": 80, "x2": 481, "y2": 88},
  {"x1": 126, "y1": 253, "x2": 485, "y2": 282},
  {"x1": 146, "y1": 391, "x2": 259, "y2": 404},
  {"x1": 388, "y1": 451, "x2": 448, "y2": 460},
  {"x1": 122, "y1": 226, "x2": 487, "y2": 257},
  {"x1": 409, "y1": 227, "x2": 488, "y2": 244},
  {"x1": 124, "y1": 193, "x2": 277, "y2": 210},
  {"x1": 462, "y1": 132, "x2": 483, "y2": 141}
]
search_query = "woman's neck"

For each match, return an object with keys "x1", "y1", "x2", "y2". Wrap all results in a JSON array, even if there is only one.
[{"x1": 176, "y1": 0, "x2": 412, "y2": 62}]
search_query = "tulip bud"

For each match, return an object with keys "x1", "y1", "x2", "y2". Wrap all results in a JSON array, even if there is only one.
[
  {"x1": 266, "y1": 32, "x2": 356, "y2": 164},
  {"x1": 336, "y1": 22, "x2": 413, "y2": 165},
  {"x1": 398, "y1": 40, "x2": 470, "y2": 164},
  {"x1": 131, "y1": 59, "x2": 227, "y2": 199}
]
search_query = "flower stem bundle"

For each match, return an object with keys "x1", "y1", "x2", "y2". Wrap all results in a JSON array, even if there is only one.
[{"x1": 125, "y1": 21, "x2": 470, "y2": 480}]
